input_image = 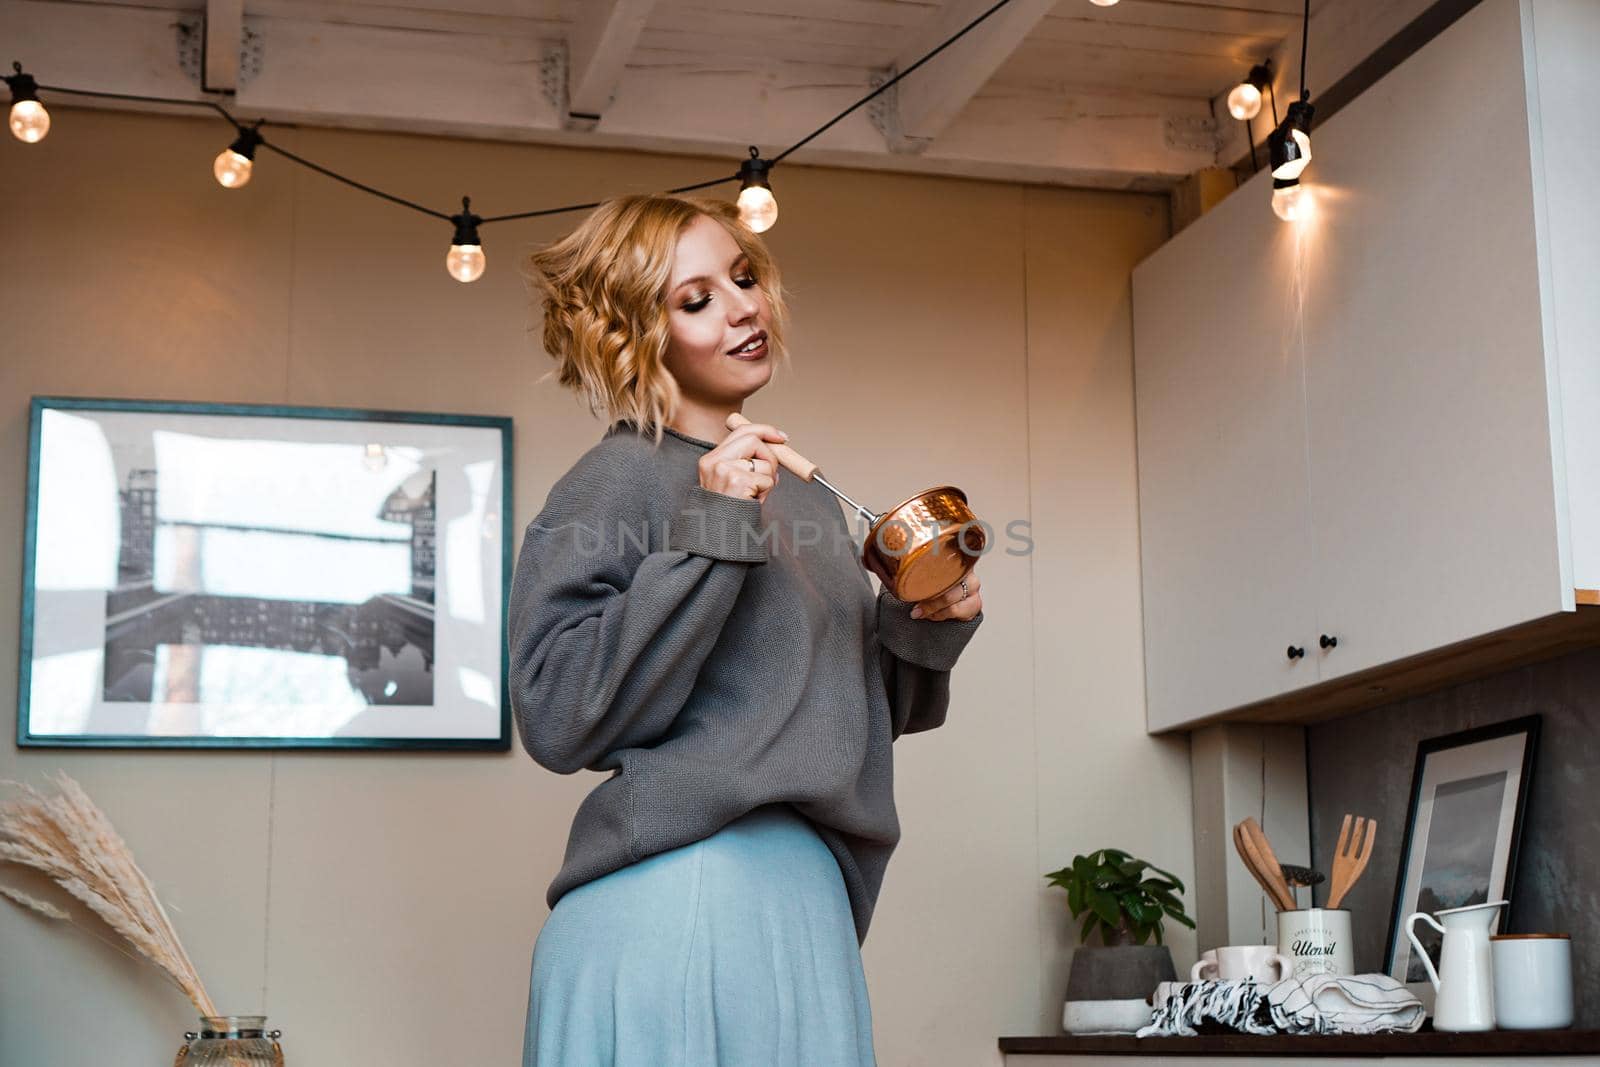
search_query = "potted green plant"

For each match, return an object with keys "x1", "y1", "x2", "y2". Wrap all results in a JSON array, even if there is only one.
[{"x1": 1044, "y1": 848, "x2": 1196, "y2": 1034}]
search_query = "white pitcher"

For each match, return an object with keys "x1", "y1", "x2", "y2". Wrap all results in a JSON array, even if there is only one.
[{"x1": 1405, "y1": 900, "x2": 1508, "y2": 1032}]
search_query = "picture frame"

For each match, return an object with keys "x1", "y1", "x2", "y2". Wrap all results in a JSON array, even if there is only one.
[
  {"x1": 18, "y1": 396, "x2": 513, "y2": 750},
  {"x1": 1382, "y1": 715, "x2": 1540, "y2": 999}
]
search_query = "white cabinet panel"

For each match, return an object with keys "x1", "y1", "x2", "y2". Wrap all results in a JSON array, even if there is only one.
[
  {"x1": 1133, "y1": 203, "x2": 1321, "y2": 733},
  {"x1": 1302, "y1": 0, "x2": 1571, "y2": 680}
]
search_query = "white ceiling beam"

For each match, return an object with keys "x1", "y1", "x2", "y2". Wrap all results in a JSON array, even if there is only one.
[
  {"x1": 887, "y1": 0, "x2": 1057, "y2": 151},
  {"x1": 565, "y1": 0, "x2": 656, "y2": 130},
  {"x1": 0, "y1": 0, "x2": 1215, "y2": 194},
  {"x1": 204, "y1": 0, "x2": 243, "y2": 92}
]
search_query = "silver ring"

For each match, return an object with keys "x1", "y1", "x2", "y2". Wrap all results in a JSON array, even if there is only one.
[{"x1": 959, "y1": 576, "x2": 970, "y2": 601}]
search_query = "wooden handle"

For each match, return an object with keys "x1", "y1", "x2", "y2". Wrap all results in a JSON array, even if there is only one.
[{"x1": 725, "y1": 412, "x2": 820, "y2": 481}]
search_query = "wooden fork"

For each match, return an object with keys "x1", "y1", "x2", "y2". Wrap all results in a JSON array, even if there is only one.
[{"x1": 1326, "y1": 814, "x2": 1377, "y2": 909}]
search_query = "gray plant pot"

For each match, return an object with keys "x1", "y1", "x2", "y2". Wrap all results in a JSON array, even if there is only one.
[{"x1": 1061, "y1": 945, "x2": 1176, "y2": 1035}]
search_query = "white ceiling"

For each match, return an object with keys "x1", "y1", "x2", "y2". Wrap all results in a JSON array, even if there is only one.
[{"x1": 1, "y1": 0, "x2": 1429, "y2": 190}]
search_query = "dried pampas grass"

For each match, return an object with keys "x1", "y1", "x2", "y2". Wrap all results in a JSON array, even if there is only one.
[{"x1": 0, "y1": 771, "x2": 217, "y2": 1017}]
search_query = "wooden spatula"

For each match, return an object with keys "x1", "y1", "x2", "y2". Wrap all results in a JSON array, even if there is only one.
[{"x1": 1326, "y1": 814, "x2": 1376, "y2": 909}]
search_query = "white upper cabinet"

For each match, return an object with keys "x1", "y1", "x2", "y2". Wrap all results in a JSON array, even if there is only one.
[
  {"x1": 1133, "y1": 196, "x2": 1323, "y2": 727},
  {"x1": 1132, "y1": 0, "x2": 1597, "y2": 732}
]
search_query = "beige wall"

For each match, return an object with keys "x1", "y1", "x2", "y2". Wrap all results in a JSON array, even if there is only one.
[{"x1": 0, "y1": 107, "x2": 1193, "y2": 1065}]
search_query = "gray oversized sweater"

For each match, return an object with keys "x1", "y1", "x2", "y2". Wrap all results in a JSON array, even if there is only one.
[{"x1": 508, "y1": 419, "x2": 983, "y2": 945}]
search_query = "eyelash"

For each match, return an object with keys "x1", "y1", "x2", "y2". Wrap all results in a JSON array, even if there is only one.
[{"x1": 682, "y1": 274, "x2": 758, "y2": 313}]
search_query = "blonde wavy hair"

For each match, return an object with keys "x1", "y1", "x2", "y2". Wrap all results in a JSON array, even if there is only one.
[{"x1": 525, "y1": 194, "x2": 791, "y2": 447}]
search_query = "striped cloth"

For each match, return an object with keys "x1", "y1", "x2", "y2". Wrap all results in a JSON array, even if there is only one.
[{"x1": 1138, "y1": 974, "x2": 1426, "y2": 1037}]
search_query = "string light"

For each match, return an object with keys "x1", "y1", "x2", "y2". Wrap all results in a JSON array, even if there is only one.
[
  {"x1": 1268, "y1": 97, "x2": 1314, "y2": 181},
  {"x1": 5, "y1": 62, "x2": 49, "y2": 143},
  {"x1": 213, "y1": 124, "x2": 262, "y2": 189},
  {"x1": 1227, "y1": 64, "x2": 1272, "y2": 122},
  {"x1": 1271, "y1": 177, "x2": 1313, "y2": 222},
  {"x1": 446, "y1": 197, "x2": 486, "y2": 283},
  {"x1": 736, "y1": 149, "x2": 777, "y2": 233},
  {"x1": 1267, "y1": 0, "x2": 1315, "y2": 216},
  {"x1": 5, "y1": 0, "x2": 1033, "y2": 273}
]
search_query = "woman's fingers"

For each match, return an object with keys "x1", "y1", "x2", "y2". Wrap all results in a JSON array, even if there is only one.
[
  {"x1": 699, "y1": 423, "x2": 787, "y2": 501},
  {"x1": 911, "y1": 571, "x2": 981, "y2": 621}
]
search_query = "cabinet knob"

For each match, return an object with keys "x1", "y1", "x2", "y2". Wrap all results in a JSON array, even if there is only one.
[
  {"x1": 1320, "y1": 633, "x2": 1338, "y2": 649},
  {"x1": 1286, "y1": 645, "x2": 1305, "y2": 660}
]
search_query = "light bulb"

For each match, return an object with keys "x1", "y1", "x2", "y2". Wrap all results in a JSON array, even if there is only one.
[
  {"x1": 1271, "y1": 181, "x2": 1313, "y2": 223},
  {"x1": 1227, "y1": 82, "x2": 1262, "y2": 121},
  {"x1": 9, "y1": 98, "x2": 49, "y2": 143},
  {"x1": 213, "y1": 148, "x2": 253, "y2": 188},
  {"x1": 447, "y1": 244, "x2": 486, "y2": 283},
  {"x1": 735, "y1": 150, "x2": 779, "y2": 233},
  {"x1": 1089, "y1": 0, "x2": 1120, "y2": 5},
  {"x1": 737, "y1": 185, "x2": 778, "y2": 233},
  {"x1": 446, "y1": 196, "x2": 486, "y2": 283},
  {"x1": 213, "y1": 127, "x2": 263, "y2": 189}
]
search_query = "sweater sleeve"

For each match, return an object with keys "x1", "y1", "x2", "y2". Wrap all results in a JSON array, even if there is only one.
[
  {"x1": 876, "y1": 586, "x2": 983, "y2": 740},
  {"x1": 508, "y1": 448, "x2": 769, "y2": 774}
]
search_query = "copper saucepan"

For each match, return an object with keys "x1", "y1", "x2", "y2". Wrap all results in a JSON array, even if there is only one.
[{"x1": 725, "y1": 412, "x2": 984, "y2": 602}]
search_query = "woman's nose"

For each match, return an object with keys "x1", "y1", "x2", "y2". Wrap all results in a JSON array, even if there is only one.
[{"x1": 728, "y1": 285, "x2": 759, "y2": 323}]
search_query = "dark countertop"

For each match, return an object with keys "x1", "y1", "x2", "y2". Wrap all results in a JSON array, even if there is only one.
[{"x1": 999, "y1": 1031, "x2": 1600, "y2": 1057}]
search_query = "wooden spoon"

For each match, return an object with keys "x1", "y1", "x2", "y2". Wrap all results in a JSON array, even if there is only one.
[
  {"x1": 1240, "y1": 817, "x2": 1299, "y2": 911},
  {"x1": 1233, "y1": 823, "x2": 1286, "y2": 909},
  {"x1": 1326, "y1": 814, "x2": 1376, "y2": 909},
  {"x1": 1233, "y1": 820, "x2": 1296, "y2": 911}
]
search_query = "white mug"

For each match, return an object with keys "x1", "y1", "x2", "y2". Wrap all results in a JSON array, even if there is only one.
[
  {"x1": 1277, "y1": 908, "x2": 1354, "y2": 978},
  {"x1": 1492, "y1": 934, "x2": 1573, "y2": 1030},
  {"x1": 1191, "y1": 944, "x2": 1294, "y2": 984}
]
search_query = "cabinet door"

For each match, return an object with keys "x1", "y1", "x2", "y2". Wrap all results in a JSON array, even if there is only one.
[
  {"x1": 1133, "y1": 190, "x2": 1322, "y2": 733},
  {"x1": 1302, "y1": 0, "x2": 1572, "y2": 681}
]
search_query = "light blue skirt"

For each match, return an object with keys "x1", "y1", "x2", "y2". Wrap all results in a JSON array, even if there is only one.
[{"x1": 522, "y1": 802, "x2": 877, "y2": 1067}]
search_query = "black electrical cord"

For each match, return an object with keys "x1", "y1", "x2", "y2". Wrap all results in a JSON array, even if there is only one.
[
  {"x1": 260, "y1": 138, "x2": 451, "y2": 221},
  {"x1": 34, "y1": 81, "x2": 237, "y2": 125},
  {"x1": 1299, "y1": 0, "x2": 1311, "y2": 100},
  {"x1": 772, "y1": 0, "x2": 1015, "y2": 165},
  {"x1": 10, "y1": 0, "x2": 1020, "y2": 229}
]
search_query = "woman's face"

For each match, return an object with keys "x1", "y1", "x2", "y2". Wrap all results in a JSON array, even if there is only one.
[{"x1": 662, "y1": 214, "x2": 774, "y2": 406}]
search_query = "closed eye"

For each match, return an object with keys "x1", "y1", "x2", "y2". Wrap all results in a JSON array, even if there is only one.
[{"x1": 682, "y1": 274, "x2": 758, "y2": 313}]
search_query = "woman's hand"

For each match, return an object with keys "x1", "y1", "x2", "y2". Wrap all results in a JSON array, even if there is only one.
[
  {"x1": 699, "y1": 422, "x2": 789, "y2": 502},
  {"x1": 910, "y1": 569, "x2": 982, "y2": 622}
]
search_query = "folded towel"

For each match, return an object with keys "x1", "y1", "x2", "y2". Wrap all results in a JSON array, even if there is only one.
[{"x1": 1138, "y1": 973, "x2": 1425, "y2": 1037}]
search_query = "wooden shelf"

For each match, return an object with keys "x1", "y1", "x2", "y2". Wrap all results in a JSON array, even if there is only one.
[
  {"x1": 1000, "y1": 1030, "x2": 1600, "y2": 1057},
  {"x1": 1156, "y1": 599, "x2": 1600, "y2": 732}
]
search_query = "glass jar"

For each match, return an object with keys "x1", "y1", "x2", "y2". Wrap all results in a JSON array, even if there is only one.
[{"x1": 175, "y1": 1015, "x2": 283, "y2": 1066}]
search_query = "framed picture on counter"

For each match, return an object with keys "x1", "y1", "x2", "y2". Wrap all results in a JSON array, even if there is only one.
[
  {"x1": 1383, "y1": 715, "x2": 1540, "y2": 999},
  {"x1": 18, "y1": 396, "x2": 513, "y2": 750}
]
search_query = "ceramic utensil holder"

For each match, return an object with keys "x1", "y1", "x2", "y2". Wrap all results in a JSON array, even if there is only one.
[{"x1": 1277, "y1": 908, "x2": 1353, "y2": 979}]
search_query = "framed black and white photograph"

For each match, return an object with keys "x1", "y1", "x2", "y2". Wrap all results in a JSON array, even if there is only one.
[
  {"x1": 18, "y1": 396, "x2": 513, "y2": 750},
  {"x1": 1383, "y1": 715, "x2": 1540, "y2": 998}
]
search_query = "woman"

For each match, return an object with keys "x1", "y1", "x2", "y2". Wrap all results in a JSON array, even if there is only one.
[{"x1": 511, "y1": 193, "x2": 985, "y2": 1066}]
